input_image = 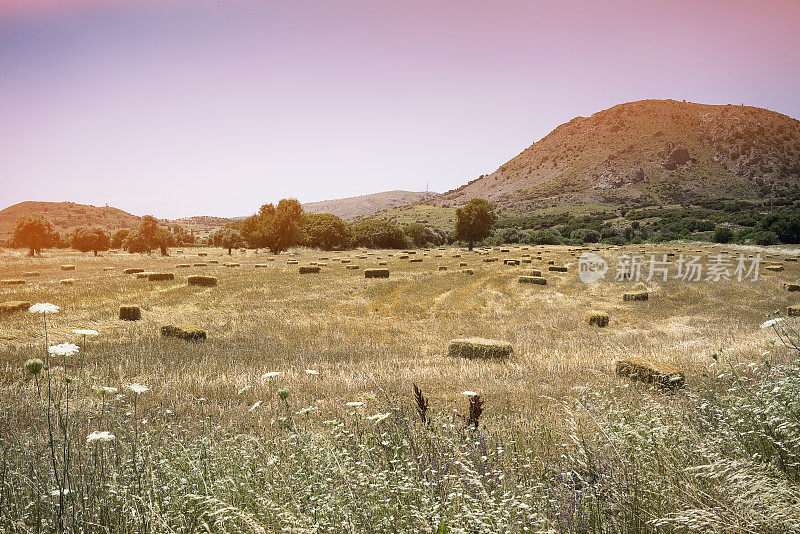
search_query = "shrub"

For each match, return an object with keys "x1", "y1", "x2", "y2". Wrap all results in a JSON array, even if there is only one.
[
  {"x1": 713, "y1": 226, "x2": 734, "y2": 243},
  {"x1": 351, "y1": 220, "x2": 410, "y2": 249}
]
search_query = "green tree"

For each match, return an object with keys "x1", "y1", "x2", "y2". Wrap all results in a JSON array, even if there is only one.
[
  {"x1": 351, "y1": 220, "x2": 410, "y2": 249},
  {"x1": 212, "y1": 228, "x2": 245, "y2": 255},
  {"x1": 304, "y1": 213, "x2": 353, "y2": 250},
  {"x1": 454, "y1": 198, "x2": 497, "y2": 251},
  {"x1": 124, "y1": 215, "x2": 174, "y2": 255},
  {"x1": 12, "y1": 214, "x2": 60, "y2": 256},
  {"x1": 241, "y1": 199, "x2": 305, "y2": 254},
  {"x1": 713, "y1": 226, "x2": 734, "y2": 244},
  {"x1": 110, "y1": 228, "x2": 130, "y2": 249},
  {"x1": 71, "y1": 226, "x2": 111, "y2": 256}
]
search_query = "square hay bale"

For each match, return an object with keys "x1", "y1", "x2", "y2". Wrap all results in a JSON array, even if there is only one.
[
  {"x1": 254, "y1": 264, "x2": 269, "y2": 268},
  {"x1": 198, "y1": 252, "x2": 208, "y2": 257},
  {"x1": 623, "y1": 291, "x2": 649, "y2": 301},
  {"x1": 1, "y1": 279, "x2": 25, "y2": 285},
  {"x1": 452, "y1": 254, "x2": 461, "y2": 258},
  {"x1": 410, "y1": 258, "x2": 423, "y2": 263},
  {"x1": 124, "y1": 268, "x2": 145, "y2": 274},
  {"x1": 340, "y1": 259, "x2": 351, "y2": 264},
  {"x1": 548, "y1": 266, "x2": 568, "y2": 272},
  {"x1": 147, "y1": 273, "x2": 175, "y2": 282},
  {"x1": 764, "y1": 265, "x2": 784, "y2": 272},
  {"x1": 521, "y1": 258, "x2": 532, "y2": 263},
  {"x1": 523, "y1": 269, "x2": 542, "y2": 277},
  {"x1": 119, "y1": 306, "x2": 141, "y2": 321},
  {"x1": 287, "y1": 260, "x2": 299, "y2": 265},
  {"x1": 587, "y1": 311, "x2": 609, "y2": 327},
  {"x1": 504, "y1": 259, "x2": 520, "y2": 265},
  {"x1": 518, "y1": 276, "x2": 547, "y2": 285},
  {"x1": 160, "y1": 324, "x2": 206, "y2": 342},
  {"x1": 23, "y1": 271, "x2": 40, "y2": 277},
  {"x1": 784, "y1": 283, "x2": 800, "y2": 292},
  {"x1": 786, "y1": 257, "x2": 798, "y2": 263},
  {"x1": 136, "y1": 272, "x2": 156, "y2": 279},
  {"x1": 0, "y1": 301, "x2": 31, "y2": 314},
  {"x1": 61, "y1": 265, "x2": 75, "y2": 271},
  {"x1": 59, "y1": 278, "x2": 76, "y2": 285},
  {"x1": 299, "y1": 266, "x2": 321, "y2": 274},
  {"x1": 500, "y1": 249, "x2": 510, "y2": 253},
  {"x1": 378, "y1": 261, "x2": 387, "y2": 265},
  {"x1": 438, "y1": 266, "x2": 448, "y2": 271},
  {"x1": 448, "y1": 338, "x2": 513, "y2": 360},
  {"x1": 365, "y1": 268, "x2": 390, "y2": 278},
  {"x1": 345, "y1": 265, "x2": 360, "y2": 270},
  {"x1": 483, "y1": 258, "x2": 498, "y2": 263},
  {"x1": 103, "y1": 267, "x2": 115, "y2": 271},
  {"x1": 208, "y1": 260, "x2": 219, "y2": 264},
  {"x1": 615, "y1": 358, "x2": 684, "y2": 389},
  {"x1": 787, "y1": 305, "x2": 800, "y2": 317},
  {"x1": 463, "y1": 269, "x2": 475, "y2": 275},
  {"x1": 188, "y1": 275, "x2": 218, "y2": 287},
  {"x1": 224, "y1": 262, "x2": 240, "y2": 267},
  {"x1": 176, "y1": 264, "x2": 191, "y2": 268},
  {"x1": 459, "y1": 262, "x2": 468, "y2": 266},
  {"x1": 398, "y1": 255, "x2": 409, "y2": 259},
  {"x1": 193, "y1": 263, "x2": 207, "y2": 267},
  {"x1": 547, "y1": 260, "x2": 555, "y2": 265}
]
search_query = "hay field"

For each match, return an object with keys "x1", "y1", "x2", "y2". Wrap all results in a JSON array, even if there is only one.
[{"x1": 2, "y1": 243, "x2": 800, "y2": 532}]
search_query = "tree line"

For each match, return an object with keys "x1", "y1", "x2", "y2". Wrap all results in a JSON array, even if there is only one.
[{"x1": 7, "y1": 198, "x2": 497, "y2": 255}]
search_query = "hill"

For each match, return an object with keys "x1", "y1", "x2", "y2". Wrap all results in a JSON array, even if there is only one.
[
  {"x1": 429, "y1": 99, "x2": 800, "y2": 210},
  {"x1": 0, "y1": 201, "x2": 142, "y2": 240},
  {"x1": 302, "y1": 190, "x2": 438, "y2": 220}
]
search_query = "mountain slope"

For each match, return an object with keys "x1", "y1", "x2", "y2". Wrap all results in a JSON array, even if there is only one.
[
  {"x1": 431, "y1": 99, "x2": 800, "y2": 210},
  {"x1": 0, "y1": 201, "x2": 142, "y2": 239},
  {"x1": 302, "y1": 190, "x2": 438, "y2": 220}
]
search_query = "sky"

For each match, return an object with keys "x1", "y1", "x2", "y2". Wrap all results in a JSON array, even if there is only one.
[{"x1": 1, "y1": 0, "x2": 799, "y2": 219}]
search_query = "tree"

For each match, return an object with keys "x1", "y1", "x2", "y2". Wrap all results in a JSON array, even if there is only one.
[
  {"x1": 241, "y1": 199, "x2": 305, "y2": 254},
  {"x1": 713, "y1": 226, "x2": 733, "y2": 244},
  {"x1": 71, "y1": 226, "x2": 111, "y2": 256},
  {"x1": 123, "y1": 215, "x2": 174, "y2": 255},
  {"x1": 454, "y1": 198, "x2": 497, "y2": 251},
  {"x1": 12, "y1": 214, "x2": 60, "y2": 256},
  {"x1": 212, "y1": 228, "x2": 245, "y2": 255},
  {"x1": 304, "y1": 213, "x2": 353, "y2": 250},
  {"x1": 111, "y1": 229, "x2": 130, "y2": 249},
  {"x1": 350, "y1": 220, "x2": 410, "y2": 249}
]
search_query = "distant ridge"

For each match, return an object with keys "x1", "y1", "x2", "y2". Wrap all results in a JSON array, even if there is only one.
[
  {"x1": 0, "y1": 201, "x2": 141, "y2": 239},
  {"x1": 302, "y1": 190, "x2": 438, "y2": 220}
]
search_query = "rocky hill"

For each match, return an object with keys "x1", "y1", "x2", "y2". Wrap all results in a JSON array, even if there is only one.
[
  {"x1": 430, "y1": 99, "x2": 800, "y2": 210},
  {"x1": 0, "y1": 201, "x2": 141, "y2": 240}
]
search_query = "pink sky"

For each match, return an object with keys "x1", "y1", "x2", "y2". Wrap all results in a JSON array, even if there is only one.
[{"x1": 1, "y1": 0, "x2": 799, "y2": 218}]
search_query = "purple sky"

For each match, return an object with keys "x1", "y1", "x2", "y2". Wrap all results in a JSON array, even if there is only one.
[{"x1": 1, "y1": 0, "x2": 799, "y2": 219}]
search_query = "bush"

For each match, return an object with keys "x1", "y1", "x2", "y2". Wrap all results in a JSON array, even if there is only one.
[
  {"x1": 569, "y1": 228, "x2": 601, "y2": 243},
  {"x1": 525, "y1": 229, "x2": 562, "y2": 245},
  {"x1": 305, "y1": 214, "x2": 353, "y2": 250},
  {"x1": 713, "y1": 226, "x2": 734, "y2": 243},
  {"x1": 350, "y1": 220, "x2": 410, "y2": 249}
]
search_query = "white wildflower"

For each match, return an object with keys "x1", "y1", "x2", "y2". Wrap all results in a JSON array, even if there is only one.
[
  {"x1": 73, "y1": 329, "x2": 99, "y2": 336},
  {"x1": 48, "y1": 343, "x2": 80, "y2": 357},
  {"x1": 367, "y1": 412, "x2": 391, "y2": 423},
  {"x1": 761, "y1": 318, "x2": 785, "y2": 329},
  {"x1": 29, "y1": 303, "x2": 59, "y2": 314},
  {"x1": 86, "y1": 430, "x2": 115, "y2": 443},
  {"x1": 461, "y1": 390, "x2": 478, "y2": 397},
  {"x1": 126, "y1": 383, "x2": 149, "y2": 394},
  {"x1": 92, "y1": 385, "x2": 118, "y2": 395},
  {"x1": 346, "y1": 401, "x2": 363, "y2": 407},
  {"x1": 249, "y1": 401, "x2": 262, "y2": 412},
  {"x1": 262, "y1": 371, "x2": 280, "y2": 380},
  {"x1": 304, "y1": 369, "x2": 319, "y2": 375}
]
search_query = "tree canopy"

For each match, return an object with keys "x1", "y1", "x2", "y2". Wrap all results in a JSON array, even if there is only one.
[
  {"x1": 304, "y1": 213, "x2": 352, "y2": 250},
  {"x1": 241, "y1": 199, "x2": 305, "y2": 254},
  {"x1": 71, "y1": 226, "x2": 111, "y2": 255},
  {"x1": 12, "y1": 214, "x2": 60, "y2": 256},
  {"x1": 454, "y1": 198, "x2": 497, "y2": 250}
]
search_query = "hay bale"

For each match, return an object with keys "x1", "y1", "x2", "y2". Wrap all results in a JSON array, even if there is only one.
[
  {"x1": 784, "y1": 283, "x2": 800, "y2": 292},
  {"x1": 287, "y1": 260, "x2": 299, "y2": 265},
  {"x1": 176, "y1": 264, "x2": 191, "y2": 268},
  {"x1": 124, "y1": 268, "x2": 145, "y2": 274},
  {"x1": 504, "y1": 259, "x2": 520, "y2": 266},
  {"x1": 340, "y1": 259, "x2": 351, "y2": 264},
  {"x1": 208, "y1": 260, "x2": 219, "y2": 264},
  {"x1": 459, "y1": 262, "x2": 468, "y2": 266},
  {"x1": 188, "y1": 275, "x2": 217, "y2": 287},
  {"x1": 59, "y1": 278, "x2": 76, "y2": 285},
  {"x1": 299, "y1": 266, "x2": 321, "y2": 274},
  {"x1": 23, "y1": 271, "x2": 40, "y2": 277},
  {"x1": 483, "y1": 258, "x2": 498, "y2": 263},
  {"x1": 378, "y1": 261, "x2": 387, "y2": 266},
  {"x1": 518, "y1": 276, "x2": 547, "y2": 285},
  {"x1": 399, "y1": 255, "x2": 409, "y2": 260},
  {"x1": 61, "y1": 265, "x2": 75, "y2": 271},
  {"x1": 198, "y1": 252, "x2": 208, "y2": 256},
  {"x1": 410, "y1": 258, "x2": 423, "y2": 263},
  {"x1": 103, "y1": 267, "x2": 115, "y2": 271},
  {"x1": 448, "y1": 338, "x2": 513, "y2": 360},
  {"x1": 623, "y1": 291, "x2": 649, "y2": 301},
  {"x1": 787, "y1": 305, "x2": 800, "y2": 317},
  {"x1": 224, "y1": 262, "x2": 240, "y2": 267},
  {"x1": 452, "y1": 254, "x2": 461, "y2": 258},
  {"x1": 136, "y1": 272, "x2": 156, "y2": 279},
  {"x1": 463, "y1": 269, "x2": 475, "y2": 275},
  {"x1": 147, "y1": 273, "x2": 175, "y2": 281},
  {"x1": 0, "y1": 301, "x2": 31, "y2": 314},
  {"x1": 500, "y1": 248, "x2": 510, "y2": 253},
  {"x1": 786, "y1": 257, "x2": 798, "y2": 263},
  {"x1": 521, "y1": 258, "x2": 531, "y2": 263},
  {"x1": 345, "y1": 265, "x2": 360, "y2": 270},
  {"x1": 616, "y1": 358, "x2": 684, "y2": 389},
  {"x1": 548, "y1": 266, "x2": 568, "y2": 272},
  {"x1": 1, "y1": 279, "x2": 25, "y2": 285},
  {"x1": 764, "y1": 265, "x2": 784, "y2": 272},
  {"x1": 547, "y1": 260, "x2": 555, "y2": 265},
  {"x1": 365, "y1": 268, "x2": 389, "y2": 278},
  {"x1": 523, "y1": 269, "x2": 542, "y2": 277},
  {"x1": 160, "y1": 324, "x2": 206, "y2": 342},
  {"x1": 587, "y1": 311, "x2": 609, "y2": 327},
  {"x1": 254, "y1": 264, "x2": 269, "y2": 268},
  {"x1": 119, "y1": 306, "x2": 141, "y2": 321},
  {"x1": 438, "y1": 266, "x2": 448, "y2": 271},
  {"x1": 193, "y1": 263, "x2": 207, "y2": 267}
]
